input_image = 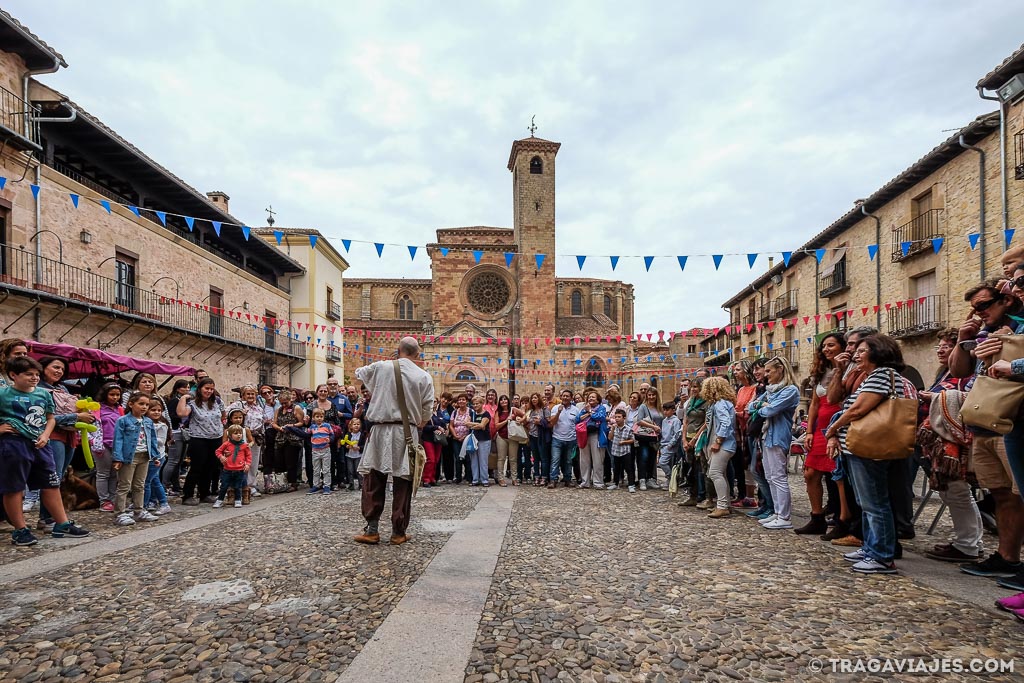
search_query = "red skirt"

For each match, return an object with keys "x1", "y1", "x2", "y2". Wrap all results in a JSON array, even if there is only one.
[{"x1": 804, "y1": 397, "x2": 840, "y2": 473}]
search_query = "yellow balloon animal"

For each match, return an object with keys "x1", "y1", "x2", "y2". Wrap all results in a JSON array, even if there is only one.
[{"x1": 75, "y1": 398, "x2": 101, "y2": 468}]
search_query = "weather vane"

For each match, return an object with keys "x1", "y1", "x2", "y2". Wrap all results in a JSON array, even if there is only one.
[
  {"x1": 528, "y1": 115, "x2": 537, "y2": 137},
  {"x1": 265, "y1": 205, "x2": 276, "y2": 227}
]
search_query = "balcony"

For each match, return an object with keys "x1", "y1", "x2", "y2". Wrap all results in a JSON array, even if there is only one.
[
  {"x1": 891, "y1": 209, "x2": 944, "y2": 262},
  {"x1": 0, "y1": 84, "x2": 41, "y2": 152},
  {"x1": 1016, "y1": 130, "x2": 1024, "y2": 180},
  {"x1": 767, "y1": 345, "x2": 800, "y2": 368},
  {"x1": 774, "y1": 290, "x2": 798, "y2": 317},
  {"x1": 757, "y1": 302, "x2": 774, "y2": 322},
  {"x1": 728, "y1": 321, "x2": 741, "y2": 339},
  {"x1": 742, "y1": 312, "x2": 755, "y2": 327},
  {"x1": 819, "y1": 258, "x2": 849, "y2": 297},
  {"x1": 327, "y1": 300, "x2": 341, "y2": 321},
  {"x1": 0, "y1": 245, "x2": 303, "y2": 359},
  {"x1": 887, "y1": 294, "x2": 945, "y2": 340},
  {"x1": 326, "y1": 346, "x2": 342, "y2": 362}
]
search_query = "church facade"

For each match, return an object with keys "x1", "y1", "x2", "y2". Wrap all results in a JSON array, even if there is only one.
[{"x1": 343, "y1": 136, "x2": 691, "y2": 396}]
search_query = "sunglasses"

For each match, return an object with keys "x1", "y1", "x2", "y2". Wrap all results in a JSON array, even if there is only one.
[
  {"x1": 973, "y1": 298, "x2": 1000, "y2": 312},
  {"x1": 1011, "y1": 276, "x2": 1024, "y2": 290}
]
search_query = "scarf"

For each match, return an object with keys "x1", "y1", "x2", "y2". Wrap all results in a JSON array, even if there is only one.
[{"x1": 918, "y1": 389, "x2": 970, "y2": 489}]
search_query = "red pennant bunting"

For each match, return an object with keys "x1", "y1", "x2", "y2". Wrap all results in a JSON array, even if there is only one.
[
  {"x1": 767, "y1": 321, "x2": 775, "y2": 330},
  {"x1": 861, "y1": 307, "x2": 868, "y2": 316},
  {"x1": 873, "y1": 305, "x2": 880, "y2": 313},
  {"x1": 756, "y1": 323, "x2": 764, "y2": 330},
  {"x1": 803, "y1": 316, "x2": 810, "y2": 324},
  {"x1": 814, "y1": 315, "x2": 821, "y2": 323}
]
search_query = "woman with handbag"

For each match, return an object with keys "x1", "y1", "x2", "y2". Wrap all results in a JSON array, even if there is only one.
[
  {"x1": 526, "y1": 393, "x2": 551, "y2": 487},
  {"x1": 449, "y1": 394, "x2": 473, "y2": 485},
  {"x1": 751, "y1": 357, "x2": 801, "y2": 530},
  {"x1": 421, "y1": 395, "x2": 450, "y2": 488},
  {"x1": 493, "y1": 395, "x2": 524, "y2": 487},
  {"x1": 635, "y1": 388, "x2": 664, "y2": 490},
  {"x1": 825, "y1": 334, "x2": 918, "y2": 575},
  {"x1": 575, "y1": 391, "x2": 609, "y2": 489}
]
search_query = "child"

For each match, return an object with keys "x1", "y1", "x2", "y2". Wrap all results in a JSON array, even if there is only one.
[
  {"x1": 225, "y1": 408, "x2": 255, "y2": 503},
  {"x1": 340, "y1": 417, "x2": 365, "y2": 491},
  {"x1": 658, "y1": 401, "x2": 682, "y2": 483},
  {"x1": 468, "y1": 396, "x2": 492, "y2": 487},
  {"x1": 112, "y1": 392, "x2": 161, "y2": 526},
  {"x1": 214, "y1": 425, "x2": 252, "y2": 508},
  {"x1": 95, "y1": 382, "x2": 124, "y2": 512},
  {"x1": 0, "y1": 356, "x2": 90, "y2": 545},
  {"x1": 144, "y1": 398, "x2": 172, "y2": 516},
  {"x1": 286, "y1": 408, "x2": 335, "y2": 495},
  {"x1": 608, "y1": 408, "x2": 636, "y2": 493}
]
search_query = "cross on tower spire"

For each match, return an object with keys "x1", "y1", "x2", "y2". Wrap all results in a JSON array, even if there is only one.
[
  {"x1": 528, "y1": 115, "x2": 537, "y2": 137},
  {"x1": 265, "y1": 205, "x2": 276, "y2": 227}
]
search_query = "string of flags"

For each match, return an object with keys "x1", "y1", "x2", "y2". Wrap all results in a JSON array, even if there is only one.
[{"x1": 5, "y1": 176, "x2": 1018, "y2": 270}]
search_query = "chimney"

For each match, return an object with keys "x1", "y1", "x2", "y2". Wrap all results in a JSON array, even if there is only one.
[
  {"x1": 206, "y1": 191, "x2": 230, "y2": 213},
  {"x1": 768, "y1": 256, "x2": 775, "y2": 270}
]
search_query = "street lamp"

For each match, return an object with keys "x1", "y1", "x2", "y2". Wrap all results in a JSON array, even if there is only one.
[
  {"x1": 28, "y1": 229, "x2": 63, "y2": 263},
  {"x1": 152, "y1": 276, "x2": 181, "y2": 300}
]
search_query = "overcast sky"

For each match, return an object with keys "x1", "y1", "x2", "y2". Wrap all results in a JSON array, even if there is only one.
[{"x1": 11, "y1": 1, "x2": 1024, "y2": 333}]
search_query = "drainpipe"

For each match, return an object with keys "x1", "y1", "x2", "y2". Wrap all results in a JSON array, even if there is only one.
[
  {"x1": 959, "y1": 134, "x2": 987, "y2": 279},
  {"x1": 860, "y1": 204, "x2": 882, "y2": 327},
  {"x1": 978, "y1": 86, "x2": 1007, "y2": 233},
  {"x1": 32, "y1": 107, "x2": 78, "y2": 124}
]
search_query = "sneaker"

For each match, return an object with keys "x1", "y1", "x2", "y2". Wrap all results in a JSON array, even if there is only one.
[
  {"x1": 115, "y1": 513, "x2": 135, "y2": 526},
  {"x1": 731, "y1": 497, "x2": 758, "y2": 509},
  {"x1": 234, "y1": 500, "x2": 243, "y2": 508},
  {"x1": 639, "y1": 481, "x2": 647, "y2": 491},
  {"x1": 755, "y1": 510, "x2": 775, "y2": 520},
  {"x1": 11, "y1": 527, "x2": 38, "y2": 546},
  {"x1": 593, "y1": 484, "x2": 605, "y2": 490},
  {"x1": 628, "y1": 486, "x2": 636, "y2": 493},
  {"x1": 696, "y1": 500, "x2": 713, "y2": 510},
  {"x1": 156, "y1": 504, "x2": 173, "y2": 515},
  {"x1": 995, "y1": 592, "x2": 1024, "y2": 612},
  {"x1": 21, "y1": 498, "x2": 37, "y2": 512},
  {"x1": 251, "y1": 489, "x2": 262, "y2": 497},
  {"x1": 606, "y1": 484, "x2": 618, "y2": 491},
  {"x1": 851, "y1": 558, "x2": 898, "y2": 574},
  {"x1": 182, "y1": 498, "x2": 200, "y2": 506},
  {"x1": 708, "y1": 508, "x2": 731, "y2": 519},
  {"x1": 36, "y1": 518, "x2": 55, "y2": 532},
  {"x1": 996, "y1": 570, "x2": 1024, "y2": 592},
  {"x1": 844, "y1": 548, "x2": 867, "y2": 563},
  {"x1": 100, "y1": 501, "x2": 116, "y2": 513},
  {"x1": 306, "y1": 487, "x2": 321, "y2": 495},
  {"x1": 757, "y1": 514, "x2": 778, "y2": 526},
  {"x1": 135, "y1": 511, "x2": 159, "y2": 522},
  {"x1": 323, "y1": 487, "x2": 333, "y2": 495},
  {"x1": 51, "y1": 520, "x2": 90, "y2": 538},
  {"x1": 201, "y1": 495, "x2": 218, "y2": 504},
  {"x1": 746, "y1": 506, "x2": 768, "y2": 518},
  {"x1": 212, "y1": 500, "x2": 224, "y2": 509},
  {"x1": 763, "y1": 517, "x2": 793, "y2": 530},
  {"x1": 677, "y1": 497, "x2": 697, "y2": 507},
  {"x1": 960, "y1": 552, "x2": 1023, "y2": 578},
  {"x1": 145, "y1": 503, "x2": 158, "y2": 512}
]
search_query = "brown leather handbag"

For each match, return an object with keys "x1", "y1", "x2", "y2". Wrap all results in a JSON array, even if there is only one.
[
  {"x1": 960, "y1": 334, "x2": 1024, "y2": 435},
  {"x1": 846, "y1": 369, "x2": 918, "y2": 460}
]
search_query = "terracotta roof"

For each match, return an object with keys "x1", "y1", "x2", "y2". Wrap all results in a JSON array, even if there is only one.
[
  {"x1": 507, "y1": 136, "x2": 561, "y2": 170},
  {"x1": 721, "y1": 111, "x2": 1000, "y2": 309},
  {"x1": 0, "y1": 8, "x2": 66, "y2": 69},
  {"x1": 978, "y1": 43, "x2": 1024, "y2": 90}
]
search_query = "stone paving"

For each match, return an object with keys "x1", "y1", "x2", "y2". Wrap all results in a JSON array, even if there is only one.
[{"x1": 1, "y1": 472, "x2": 1021, "y2": 682}]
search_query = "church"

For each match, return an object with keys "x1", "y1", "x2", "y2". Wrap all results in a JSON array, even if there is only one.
[{"x1": 342, "y1": 134, "x2": 685, "y2": 396}]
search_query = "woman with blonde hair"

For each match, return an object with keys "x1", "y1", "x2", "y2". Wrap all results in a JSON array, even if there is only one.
[
  {"x1": 636, "y1": 387, "x2": 665, "y2": 490},
  {"x1": 749, "y1": 356, "x2": 801, "y2": 530},
  {"x1": 701, "y1": 377, "x2": 738, "y2": 518}
]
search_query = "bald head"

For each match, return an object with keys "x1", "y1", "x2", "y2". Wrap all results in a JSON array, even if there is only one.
[{"x1": 398, "y1": 336, "x2": 420, "y2": 358}]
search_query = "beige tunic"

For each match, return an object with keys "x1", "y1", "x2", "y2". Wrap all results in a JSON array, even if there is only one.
[{"x1": 355, "y1": 357, "x2": 435, "y2": 479}]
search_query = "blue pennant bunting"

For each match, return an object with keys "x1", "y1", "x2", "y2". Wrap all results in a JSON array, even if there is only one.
[
  {"x1": 375, "y1": 243, "x2": 384, "y2": 257},
  {"x1": 30, "y1": 184, "x2": 39, "y2": 199},
  {"x1": 535, "y1": 254, "x2": 546, "y2": 269},
  {"x1": 607, "y1": 255, "x2": 618, "y2": 270},
  {"x1": 677, "y1": 255, "x2": 687, "y2": 271},
  {"x1": 867, "y1": 244, "x2": 878, "y2": 261},
  {"x1": 155, "y1": 211, "x2": 167, "y2": 226},
  {"x1": 210, "y1": 219, "x2": 220, "y2": 236},
  {"x1": 473, "y1": 250, "x2": 483, "y2": 263},
  {"x1": 712, "y1": 254, "x2": 723, "y2": 270},
  {"x1": 69, "y1": 193, "x2": 79, "y2": 208},
  {"x1": 900, "y1": 241, "x2": 911, "y2": 257},
  {"x1": 815, "y1": 248, "x2": 826, "y2": 262},
  {"x1": 504, "y1": 252, "x2": 514, "y2": 267},
  {"x1": 747, "y1": 253, "x2": 757, "y2": 268},
  {"x1": 100, "y1": 200, "x2": 111, "y2": 214},
  {"x1": 342, "y1": 239, "x2": 352, "y2": 252},
  {"x1": 932, "y1": 237, "x2": 944, "y2": 253},
  {"x1": 577, "y1": 255, "x2": 586, "y2": 270},
  {"x1": 273, "y1": 230, "x2": 283, "y2": 245},
  {"x1": 408, "y1": 245, "x2": 417, "y2": 260},
  {"x1": 969, "y1": 233, "x2": 980, "y2": 250},
  {"x1": 1006, "y1": 229, "x2": 1016, "y2": 248},
  {"x1": 241, "y1": 226, "x2": 251, "y2": 241},
  {"x1": 128, "y1": 205, "x2": 141, "y2": 217},
  {"x1": 644, "y1": 256, "x2": 654, "y2": 271},
  {"x1": 185, "y1": 216, "x2": 196, "y2": 232},
  {"x1": 782, "y1": 251, "x2": 792, "y2": 267},
  {"x1": 0, "y1": 177, "x2": 6, "y2": 190},
  {"x1": 309, "y1": 234, "x2": 318, "y2": 248}
]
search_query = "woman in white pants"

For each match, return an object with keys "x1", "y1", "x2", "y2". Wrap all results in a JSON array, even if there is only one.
[
  {"x1": 750, "y1": 357, "x2": 801, "y2": 530},
  {"x1": 701, "y1": 377, "x2": 738, "y2": 518},
  {"x1": 576, "y1": 391, "x2": 609, "y2": 489}
]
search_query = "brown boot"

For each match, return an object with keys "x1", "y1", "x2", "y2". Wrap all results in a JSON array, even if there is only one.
[
  {"x1": 225, "y1": 489, "x2": 235, "y2": 504},
  {"x1": 242, "y1": 487, "x2": 251, "y2": 505},
  {"x1": 390, "y1": 533, "x2": 411, "y2": 545},
  {"x1": 354, "y1": 532, "x2": 381, "y2": 544},
  {"x1": 708, "y1": 508, "x2": 731, "y2": 519}
]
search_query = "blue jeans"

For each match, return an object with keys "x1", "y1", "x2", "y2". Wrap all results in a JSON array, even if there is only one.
[
  {"x1": 637, "y1": 437, "x2": 657, "y2": 482},
  {"x1": 846, "y1": 454, "x2": 897, "y2": 564},
  {"x1": 144, "y1": 460, "x2": 168, "y2": 508},
  {"x1": 517, "y1": 443, "x2": 532, "y2": 480},
  {"x1": 1003, "y1": 420, "x2": 1024, "y2": 502},
  {"x1": 470, "y1": 440, "x2": 491, "y2": 484},
  {"x1": 747, "y1": 436, "x2": 774, "y2": 512},
  {"x1": 218, "y1": 470, "x2": 246, "y2": 501},
  {"x1": 529, "y1": 435, "x2": 548, "y2": 480},
  {"x1": 39, "y1": 438, "x2": 71, "y2": 521},
  {"x1": 550, "y1": 439, "x2": 575, "y2": 482}
]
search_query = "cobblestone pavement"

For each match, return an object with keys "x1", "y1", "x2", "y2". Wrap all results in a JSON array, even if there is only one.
[
  {"x1": 0, "y1": 486, "x2": 481, "y2": 683},
  {"x1": 466, "y1": 477, "x2": 1022, "y2": 683}
]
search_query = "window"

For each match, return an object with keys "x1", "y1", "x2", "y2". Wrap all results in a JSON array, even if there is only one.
[
  {"x1": 209, "y1": 287, "x2": 224, "y2": 336},
  {"x1": 265, "y1": 309, "x2": 277, "y2": 350},
  {"x1": 398, "y1": 294, "x2": 414, "y2": 320},
  {"x1": 571, "y1": 289, "x2": 583, "y2": 316},
  {"x1": 688, "y1": 344, "x2": 696, "y2": 354},
  {"x1": 327, "y1": 286, "x2": 334, "y2": 309},
  {"x1": 530, "y1": 156, "x2": 543, "y2": 174},
  {"x1": 585, "y1": 358, "x2": 604, "y2": 387},
  {"x1": 0, "y1": 205, "x2": 9, "y2": 276},
  {"x1": 455, "y1": 369, "x2": 477, "y2": 382},
  {"x1": 114, "y1": 251, "x2": 137, "y2": 310},
  {"x1": 911, "y1": 271, "x2": 937, "y2": 299},
  {"x1": 604, "y1": 294, "x2": 616, "y2": 320},
  {"x1": 912, "y1": 189, "x2": 933, "y2": 219}
]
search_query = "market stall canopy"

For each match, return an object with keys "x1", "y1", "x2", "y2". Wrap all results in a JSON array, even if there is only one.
[{"x1": 26, "y1": 342, "x2": 195, "y2": 379}]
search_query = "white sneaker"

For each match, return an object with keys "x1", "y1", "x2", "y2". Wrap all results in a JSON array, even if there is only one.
[
  {"x1": 115, "y1": 513, "x2": 135, "y2": 526},
  {"x1": 234, "y1": 500, "x2": 242, "y2": 508},
  {"x1": 763, "y1": 517, "x2": 793, "y2": 530},
  {"x1": 136, "y1": 511, "x2": 159, "y2": 522},
  {"x1": 628, "y1": 486, "x2": 636, "y2": 493},
  {"x1": 22, "y1": 498, "x2": 37, "y2": 512},
  {"x1": 606, "y1": 484, "x2": 618, "y2": 491},
  {"x1": 757, "y1": 514, "x2": 778, "y2": 526},
  {"x1": 639, "y1": 481, "x2": 648, "y2": 491},
  {"x1": 212, "y1": 500, "x2": 223, "y2": 509},
  {"x1": 250, "y1": 489, "x2": 262, "y2": 497},
  {"x1": 593, "y1": 483, "x2": 605, "y2": 490},
  {"x1": 843, "y1": 548, "x2": 867, "y2": 563},
  {"x1": 156, "y1": 504, "x2": 173, "y2": 515}
]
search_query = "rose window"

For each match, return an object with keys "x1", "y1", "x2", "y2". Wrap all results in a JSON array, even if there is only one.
[{"x1": 466, "y1": 272, "x2": 511, "y2": 314}]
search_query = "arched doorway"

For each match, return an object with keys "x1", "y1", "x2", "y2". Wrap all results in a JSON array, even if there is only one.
[{"x1": 585, "y1": 357, "x2": 605, "y2": 388}]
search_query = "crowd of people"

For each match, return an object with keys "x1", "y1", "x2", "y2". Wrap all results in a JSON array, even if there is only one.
[{"x1": 4, "y1": 249, "x2": 1024, "y2": 622}]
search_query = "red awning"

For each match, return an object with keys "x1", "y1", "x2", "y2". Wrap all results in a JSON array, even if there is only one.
[{"x1": 27, "y1": 342, "x2": 195, "y2": 380}]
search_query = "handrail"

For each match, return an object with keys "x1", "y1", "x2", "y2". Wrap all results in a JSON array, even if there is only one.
[{"x1": 891, "y1": 209, "x2": 944, "y2": 262}]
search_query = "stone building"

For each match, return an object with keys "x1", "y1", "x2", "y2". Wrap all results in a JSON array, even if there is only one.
[
  {"x1": 343, "y1": 135, "x2": 702, "y2": 396},
  {"x1": 711, "y1": 41, "x2": 1024, "y2": 389},
  {"x1": 0, "y1": 10, "x2": 306, "y2": 392}
]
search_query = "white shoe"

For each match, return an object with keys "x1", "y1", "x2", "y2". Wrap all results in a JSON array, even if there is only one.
[
  {"x1": 156, "y1": 504, "x2": 172, "y2": 515},
  {"x1": 763, "y1": 517, "x2": 793, "y2": 530},
  {"x1": 22, "y1": 498, "x2": 37, "y2": 512},
  {"x1": 212, "y1": 500, "x2": 223, "y2": 509},
  {"x1": 136, "y1": 511, "x2": 159, "y2": 522},
  {"x1": 115, "y1": 513, "x2": 135, "y2": 526},
  {"x1": 628, "y1": 486, "x2": 636, "y2": 493},
  {"x1": 250, "y1": 489, "x2": 262, "y2": 497},
  {"x1": 593, "y1": 483, "x2": 605, "y2": 490},
  {"x1": 843, "y1": 548, "x2": 867, "y2": 563},
  {"x1": 758, "y1": 514, "x2": 778, "y2": 526},
  {"x1": 234, "y1": 500, "x2": 242, "y2": 508},
  {"x1": 639, "y1": 481, "x2": 647, "y2": 491},
  {"x1": 606, "y1": 484, "x2": 618, "y2": 491}
]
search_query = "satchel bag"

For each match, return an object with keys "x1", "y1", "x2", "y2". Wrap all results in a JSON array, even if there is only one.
[
  {"x1": 846, "y1": 369, "x2": 917, "y2": 460},
  {"x1": 507, "y1": 418, "x2": 529, "y2": 444},
  {"x1": 961, "y1": 375, "x2": 1024, "y2": 435},
  {"x1": 392, "y1": 360, "x2": 428, "y2": 496},
  {"x1": 575, "y1": 420, "x2": 589, "y2": 449}
]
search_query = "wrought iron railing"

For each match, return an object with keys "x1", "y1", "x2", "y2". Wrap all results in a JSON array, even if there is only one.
[
  {"x1": 742, "y1": 312, "x2": 755, "y2": 327},
  {"x1": 766, "y1": 345, "x2": 800, "y2": 368},
  {"x1": 758, "y1": 302, "x2": 774, "y2": 322},
  {"x1": 887, "y1": 294, "x2": 944, "y2": 339},
  {"x1": 0, "y1": 84, "x2": 40, "y2": 150},
  {"x1": 326, "y1": 346, "x2": 341, "y2": 362},
  {"x1": 774, "y1": 290, "x2": 798, "y2": 317},
  {"x1": 819, "y1": 258, "x2": 849, "y2": 297},
  {"x1": 328, "y1": 301, "x2": 341, "y2": 320},
  {"x1": 0, "y1": 245, "x2": 303, "y2": 358},
  {"x1": 1016, "y1": 131, "x2": 1024, "y2": 181},
  {"x1": 48, "y1": 160, "x2": 135, "y2": 205},
  {"x1": 728, "y1": 320, "x2": 741, "y2": 339},
  {"x1": 891, "y1": 209, "x2": 944, "y2": 262}
]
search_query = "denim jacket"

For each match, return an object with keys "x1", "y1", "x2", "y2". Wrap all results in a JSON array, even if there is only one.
[
  {"x1": 756, "y1": 385, "x2": 800, "y2": 452},
  {"x1": 576, "y1": 403, "x2": 609, "y2": 448},
  {"x1": 112, "y1": 414, "x2": 160, "y2": 463},
  {"x1": 703, "y1": 399, "x2": 737, "y2": 457}
]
